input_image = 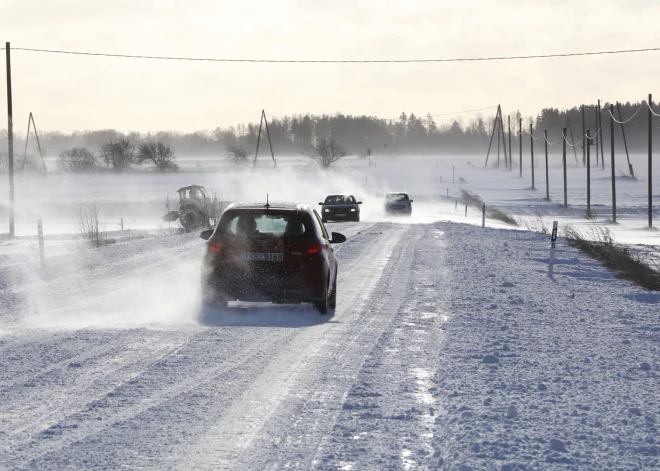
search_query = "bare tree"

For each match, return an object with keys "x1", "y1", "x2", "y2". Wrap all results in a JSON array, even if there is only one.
[
  {"x1": 137, "y1": 141, "x2": 179, "y2": 171},
  {"x1": 75, "y1": 204, "x2": 107, "y2": 248},
  {"x1": 224, "y1": 145, "x2": 251, "y2": 167},
  {"x1": 58, "y1": 147, "x2": 98, "y2": 172},
  {"x1": 100, "y1": 139, "x2": 135, "y2": 172},
  {"x1": 306, "y1": 137, "x2": 351, "y2": 168}
]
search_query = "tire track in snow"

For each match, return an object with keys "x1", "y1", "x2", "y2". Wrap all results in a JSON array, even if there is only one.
[
  {"x1": 179, "y1": 223, "x2": 412, "y2": 470},
  {"x1": 224, "y1": 224, "x2": 425, "y2": 470}
]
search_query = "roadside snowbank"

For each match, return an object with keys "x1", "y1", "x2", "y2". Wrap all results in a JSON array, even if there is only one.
[{"x1": 433, "y1": 222, "x2": 659, "y2": 470}]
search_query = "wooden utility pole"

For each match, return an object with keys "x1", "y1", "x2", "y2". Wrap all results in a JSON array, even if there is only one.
[
  {"x1": 544, "y1": 129, "x2": 549, "y2": 200},
  {"x1": 594, "y1": 106, "x2": 600, "y2": 168},
  {"x1": 6, "y1": 42, "x2": 14, "y2": 238},
  {"x1": 562, "y1": 127, "x2": 567, "y2": 207},
  {"x1": 567, "y1": 117, "x2": 578, "y2": 164},
  {"x1": 262, "y1": 110, "x2": 277, "y2": 167},
  {"x1": 499, "y1": 111, "x2": 508, "y2": 170},
  {"x1": 253, "y1": 111, "x2": 264, "y2": 167},
  {"x1": 598, "y1": 99, "x2": 604, "y2": 170},
  {"x1": 610, "y1": 104, "x2": 616, "y2": 223},
  {"x1": 649, "y1": 94, "x2": 653, "y2": 228},
  {"x1": 484, "y1": 106, "x2": 500, "y2": 168},
  {"x1": 581, "y1": 105, "x2": 586, "y2": 166},
  {"x1": 497, "y1": 108, "x2": 501, "y2": 168},
  {"x1": 519, "y1": 118, "x2": 523, "y2": 177},
  {"x1": 530, "y1": 123, "x2": 535, "y2": 190},
  {"x1": 616, "y1": 102, "x2": 634, "y2": 178},
  {"x1": 587, "y1": 129, "x2": 592, "y2": 218},
  {"x1": 508, "y1": 115, "x2": 512, "y2": 170}
]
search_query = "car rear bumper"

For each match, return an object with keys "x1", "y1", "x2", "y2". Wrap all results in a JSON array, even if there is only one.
[{"x1": 202, "y1": 264, "x2": 327, "y2": 303}]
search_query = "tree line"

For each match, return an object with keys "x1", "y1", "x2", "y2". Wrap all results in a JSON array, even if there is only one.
[{"x1": 0, "y1": 100, "x2": 656, "y2": 173}]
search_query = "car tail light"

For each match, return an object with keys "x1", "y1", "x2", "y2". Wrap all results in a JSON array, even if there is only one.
[
  {"x1": 307, "y1": 244, "x2": 322, "y2": 255},
  {"x1": 208, "y1": 241, "x2": 221, "y2": 253}
]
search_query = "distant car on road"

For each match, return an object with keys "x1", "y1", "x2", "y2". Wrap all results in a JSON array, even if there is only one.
[
  {"x1": 200, "y1": 202, "x2": 346, "y2": 314},
  {"x1": 319, "y1": 194, "x2": 362, "y2": 222},
  {"x1": 384, "y1": 192, "x2": 413, "y2": 215}
]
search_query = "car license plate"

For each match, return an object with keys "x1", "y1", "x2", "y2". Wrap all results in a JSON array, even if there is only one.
[
  {"x1": 245, "y1": 253, "x2": 283, "y2": 262},
  {"x1": 335, "y1": 214, "x2": 346, "y2": 217}
]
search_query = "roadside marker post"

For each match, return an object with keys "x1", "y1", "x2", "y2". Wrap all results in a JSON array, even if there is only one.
[
  {"x1": 37, "y1": 219, "x2": 45, "y2": 268},
  {"x1": 482, "y1": 203, "x2": 486, "y2": 227},
  {"x1": 548, "y1": 221, "x2": 558, "y2": 277},
  {"x1": 465, "y1": 204, "x2": 468, "y2": 217}
]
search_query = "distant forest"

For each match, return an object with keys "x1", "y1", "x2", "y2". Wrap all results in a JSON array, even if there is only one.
[{"x1": 0, "y1": 101, "x2": 656, "y2": 165}]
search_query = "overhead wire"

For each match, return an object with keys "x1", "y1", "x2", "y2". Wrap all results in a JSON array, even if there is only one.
[
  {"x1": 6, "y1": 46, "x2": 660, "y2": 63},
  {"x1": 607, "y1": 106, "x2": 644, "y2": 123}
]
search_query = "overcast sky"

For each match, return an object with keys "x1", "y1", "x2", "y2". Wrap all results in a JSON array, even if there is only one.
[{"x1": 1, "y1": 0, "x2": 659, "y2": 133}]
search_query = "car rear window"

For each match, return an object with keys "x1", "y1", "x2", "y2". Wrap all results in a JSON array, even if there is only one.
[
  {"x1": 325, "y1": 195, "x2": 355, "y2": 204},
  {"x1": 387, "y1": 193, "x2": 408, "y2": 202},
  {"x1": 219, "y1": 212, "x2": 312, "y2": 238}
]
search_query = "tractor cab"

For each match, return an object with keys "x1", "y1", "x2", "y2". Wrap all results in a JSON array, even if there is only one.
[
  {"x1": 178, "y1": 185, "x2": 208, "y2": 205},
  {"x1": 163, "y1": 184, "x2": 212, "y2": 231}
]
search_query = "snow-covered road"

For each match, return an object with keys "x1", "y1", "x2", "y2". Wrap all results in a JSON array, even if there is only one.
[{"x1": 1, "y1": 220, "x2": 658, "y2": 470}]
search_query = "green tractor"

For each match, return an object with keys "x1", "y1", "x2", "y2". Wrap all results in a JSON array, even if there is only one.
[{"x1": 163, "y1": 185, "x2": 214, "y2": 232}]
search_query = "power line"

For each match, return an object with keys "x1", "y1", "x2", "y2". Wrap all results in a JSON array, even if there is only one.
[{"x1": 5, "y1": 46, "x2": 660, "y2": 63}]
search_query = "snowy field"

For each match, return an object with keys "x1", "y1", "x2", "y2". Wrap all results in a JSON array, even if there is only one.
[{"x1": 0, "y1": 154, "x2": 658, "y2": 470}]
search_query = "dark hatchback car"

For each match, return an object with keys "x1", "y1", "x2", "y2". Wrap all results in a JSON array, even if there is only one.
[
  {"x1": 319, "y1": 194, "x2": 362, "y2": 222},
  {"x1": 200, "y1": 202, "x2": 346, "y2": 314}
]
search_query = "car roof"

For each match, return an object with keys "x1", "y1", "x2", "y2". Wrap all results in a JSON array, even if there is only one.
[
  {"x1": 386, "y1": 192, "x2": 408, "y2": 195},
  {"x1": 224, "y1": 202, "x2": 312, "y2": 212},
  {"x1": 325, "y1": 194, "x2": 355, "y2": 198}
]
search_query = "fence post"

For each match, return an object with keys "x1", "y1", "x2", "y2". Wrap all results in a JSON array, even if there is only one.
[
  {"x1": 482, "y1": 203, "x2": 486, "y2": 227},
  {"x1": 120, "y1": 218, "x2": 124, "y2": 231},
  {"x1": 465, "y1": 204, "x2": 468, "y2": 217},
  {"x1": 548, "y1": 221, "x2": 558, "y2": 277},
  {"x1": 37, "y1": 219, "x2": 45, "y2": 268},
  {"x1": 544, "y1": 129, "x2": 549, "y2": 200},
  {"x1": 562, "y1": 127, "x2": 567, "y2": 207},
  {"x1": 604, "y1": 105, "x2": 614, "y2": 224},
  {"x1": 530, "y1": 123, "x2": 535, "y2": 189},
  {"x1": 649, "y1": 93, "x2": 653, "y2": 228},
  {"x1": 587, "y1": 129, "x2": 592, "y2": 218}
]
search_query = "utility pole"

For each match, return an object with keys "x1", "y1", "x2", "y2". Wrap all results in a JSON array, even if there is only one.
[
  {"x1": 484, "y1": 106, "x2": 500, "y2": 168},
  {"x1": 598, "y1": 99, "x2": 604, "y2": 170},
  {"x1": 594, "y1": 107, "x2": 600, "y2": 168},
  {"x1": 616, "y1": 102, "x2": 634, "y2": 178},
  {"x1": 649, "y1": 94, "x2": 653, "y2": 228},
  {"x1": 587, "y1": 130, "x2": 592, "y2": 218},
  {"x1": 499, "y1": 111, "x2": 508, "y2": 170},
  {"x1": 508, "y1": 115, "x2": 512, "y2": 170},
  {"x1": 562, "y1": 127, "x2": 567, "y2": 207},
  {"x1": 581, "y1": 105, "x2": 586, "y2": 166},
  {"x1": 519, "y1": 118, "x2": 523, "y2": 178},
  {"x1": 497, "y1": 109, "x2": 501, "y2": 168},
  {"x1": 610, "y1": 104, "x2": 616, "y2": 223},
  {"x1": 6, "y1": 42, "x2": 14, "y2": 238},
  {"x1": 530, "y1": 123, "x2": 535, "y2": 190},
  {"x1": 544, "y1": 129, "x2": 549, "y2": 200}
]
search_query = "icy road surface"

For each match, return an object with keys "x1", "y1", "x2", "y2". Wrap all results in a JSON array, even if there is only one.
[{"x1": 1, "y1": 221, "x2": 658, "y2": 470}]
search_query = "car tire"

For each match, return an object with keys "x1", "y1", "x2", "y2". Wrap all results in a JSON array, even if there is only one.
[
  {"x1": 314, "y1": 277, "x2": 331, "y2": 315},
  {"x1": 329, "y1": 274, "x2": 337, "y2": 309},
  {"x1": 322, "y1": 216, "x2": 328, "y2": 223},
  {"x1": 354, "y1": 214, "x2": 360, "y2": 222}
]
